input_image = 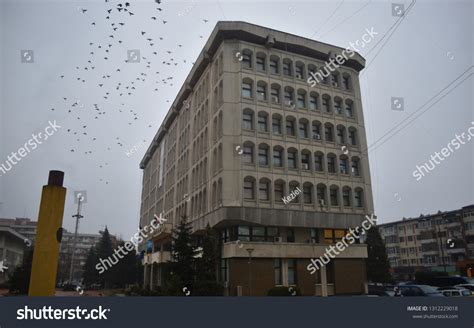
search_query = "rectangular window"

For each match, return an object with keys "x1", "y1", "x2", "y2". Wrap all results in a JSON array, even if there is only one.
[
  {"x1": 334, "y1": 101, "x2": 342, "y2": 114},
  {"x1": 297, "y1": 93, "x2": 305, "y2": 108},
  {"x1": 270, "y1": 88, "x2": 280, "y2": 103},
  {"x1": 287, "y1": 228, "x2": 295, "y2": 242},
  {"x1": 295, "y1": 65, "x2": 303, "y2": 79},
  {"x1": 322, "y1": 98, "x2": 330, "y2": 112},
  {"x1": 220, "y1": 259, "x2": 228, "y2": 282},
  {"x1": 339, "y1": 158, "x2": 348, "y2": 174},
  {"x1": 244, "y1": 181, "x2": 254, "y2": 200},
  {"x1": 343, "y1": 190, "x2": 350, "y2": 206},
  {"x1": 309, "y1": 95, "x2": 318, "y2": 110},
  {"x1": 327, "y1": 156, "x2": 336, "y2": 173},
  {"x1": 303, "y1": 185, "x2": 312, "y2": 203},
  {"x1": 283, "y1": 62, "x2": 292, "y2": 76},
  {"x1": 345, "y1": 103, "x2": 353, "y2": 117},
  {"x1": 252, "y1": 226, "x2": 266, "y2": 241},
  {"x1": 288, "y1": 259, "x2": 297, "y2": 285},
  {"x1": 349, "y1": 130, "x2": 356, "y2": 145},
  {"x1": 274, "y1": 259, "x2": 282, "y2": 285},
  {"x1": 330, "y1": 188, "x2": 338, "y2": 205},
  {"x1": 242, "y1": 53, "x2": 251, "y2": 69},
  {"x1": 238, "y1": 226, "x2": 251, "y2": 240},
  {"x1": 257, "y1": 85, "x2": 266, "y2": 101},
  {"x1": 343, "y1": 76, "x2": 350, "y2": 89},
  {"x1": 351, "y1": 160, "x2": 359, "y2": 176},
  {"x1": 301, "y1": 153, "x2": 310, "y2": 170},
  {"x1": 325, "y1": 126, "x2": 333, "y2": 141},
  {"x1": 299, "y1": 122, "x2": 308, "y2": 139}
]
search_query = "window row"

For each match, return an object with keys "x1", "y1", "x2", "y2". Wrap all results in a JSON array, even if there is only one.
[
  {"x1": 241, "y1": 143, "x2": 362, "y2": 176},
  {"x1": 239, "y1": 49, "x2": 353, "y2": 91},
  {"x1": 243, "y1": 178, "x2": 365, "y2": 208},
  {"x1": 243, "y1": 109, "x2": 359, "y2": 144},
  {"x1": 241, "y1": 79, "x2": 355, "y2": 118}
]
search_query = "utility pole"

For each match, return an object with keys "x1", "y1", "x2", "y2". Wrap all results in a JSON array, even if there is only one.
[{"x1": 68, "y1": 194, "x2": 84, "y2": 283}]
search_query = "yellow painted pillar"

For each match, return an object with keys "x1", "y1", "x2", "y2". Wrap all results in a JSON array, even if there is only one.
[{"x1": 29, "y1": 171, "x2": 67, "y2": 296}]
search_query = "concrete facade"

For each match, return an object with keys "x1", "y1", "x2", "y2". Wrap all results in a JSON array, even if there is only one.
[
  {"x1": 379, "y1": 205, "x2": 474, "y2": 280},
  {"x1": 139, "y1": 21, "x2": 374, "y2": 295}
]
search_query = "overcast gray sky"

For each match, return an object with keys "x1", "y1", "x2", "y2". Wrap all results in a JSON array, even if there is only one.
[{"x1": 1, "y1": 0, "x2": 472, "y2": 239}]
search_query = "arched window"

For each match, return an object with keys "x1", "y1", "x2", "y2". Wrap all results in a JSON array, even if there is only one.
[
  {"x1": 284, "y1": 86, "x2": 294, "y2": 108},
  {"x1": 331, "y1": 71, "x2": 340, "y2": 87},
  {"x1": 297, "y1": 89, "x2": 306, "y2": 108},
  {"x1": 327, "y1": 153, "x2": 337, "y2": 173},
  {"x1": 242, "y1": 108, "x2": 254, "y2": 130},
  {"x1": 257, "y1": 111, "x2": 269, "y2": 132},
  {"x1": 334, "y1": 97, "x2": 343, "y2": 115},
  {"x1": 345, "y1": 99, "x2": 354, "y2": 117},
  {"x1": 218, "y1": 178, "x2": 223, "y2": 205},
  {"x1": 354, "y1": 188, "x2": 364, "y2": 207},
  {"x1": 301, "y1": 149, "x2": 311, "y2": 170},
  {"x1": 289, "y1": 181, "x2": 300, "y2": 203},
  {"x1": 258, "y1": 143, "x2": 270, "y2": 166},
  {"x1": 242, "y1": 141, "x2": 255, "y2": 164},
  {"x1": 342, "y1": 186, "x2": 351, "y2": 207},
  {"x1": 317, "y1": 183, "x2": 327, "y2": 206},
  {"x1": 322, "y1": 94, "x2": 331, "y2": 113},
  {"x1": 283, "y1": 58, "x2": 293, "y2": 76},
  {"x1": 257, "y1": 81, "x2": 267, "y2": 101},
  {"x1": 351, "y1": 157, "x2": 360, "y2": 176},
  {"x1": 298, "y1": 118, "x2": 309, "y2": 139},
  {"x1": 241, "y1": 78, "x2": 253, "y2": 98},
  {"x1": 339, "y1": 155, "x2": 349, "y2": 175},
  {"x1": 295, "y1": 61, "x2": 305, "y2": 79},
  {"x1": 303, "y1": 182, "x2": 313, "y2": 204},
  {"x1": 272, "y1": 114, "x2": 282, "y2": 135},
  {"x1": 241, "y1": 49, "x2": 253, "y2": 69},
  {"x1": 274, "y1": 179, "x2": 285, "y2": 202},
  {"x1": 312, "y1": 120, "x2": 322, "y2": 140},
  {"x1": 269, "y1": 55, "x2": 280, "y2": 74},
  {"x1": 330, "y1": 185, "x2": 339, "y2": 206},
  {"x1": 342, "y1": 73, "x2": 351, "y2": 90},
  {"x1": 336, "y1": 125, "x2": 346, "y2": 144},
  {"x1": 324, "y1": 123, "x2": 334, "y2": 142},
  {"x1": 243, "y1": 176, "x2": 256, "y2": 200},
  {"x1": 287, "y1": 148, "x2": 298, "y2": 169},
  {"x1": 273, "y1": 146, "x2": 284, "y2": 167},
  {"x1": 270, "y1": 83, "x2": 281, "y2": 103},
  {"x1": 348, "y1": 127, "x2": 357, "y2": 146},
  {"x1": 256, "y1": 52, "x2": 266, "y2": 71},
  {"x1": 259, "y1": 178, "x2": 271, "y2": 201},
  {"x1": 286, "y1": 116, "x2": 296, "y2": 136},
  {"x1": 309, "y1": 92, "x2": 319, "y2": 111},
  {"x1": 314, "y1": 151, "x2": 324, "y2": 172}
]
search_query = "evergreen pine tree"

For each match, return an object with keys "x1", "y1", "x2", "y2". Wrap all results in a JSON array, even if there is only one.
[
  {"x1": 8, "y1": 247, "x2": 34, "y2": 295},
  {"x1": 167, "y1": 215, "x2": 196, "y2": 294},
  {"x1": 82, "y1": 246, "x2": 99, "y2": 288},
  {"x1": 366, "y1": 226, "x2": 392, "y2": 283},
  {"x1": 96, "y1": 227, "x2": 114, "y2": 288},
  {"x1": 194, "y1": 224, "x2": 223, "y2": 295}
]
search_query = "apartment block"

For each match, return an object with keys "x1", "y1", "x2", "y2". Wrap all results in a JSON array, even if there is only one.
[
  {"x1": 379, "y1": 205, "x2": 474, "y2": 280},
  {"x1": 139, "y1": 21, "x2": 374, "y2": 296}
]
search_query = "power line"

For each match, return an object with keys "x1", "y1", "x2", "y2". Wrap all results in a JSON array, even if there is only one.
[
  {"x1": 318, "y1": 0, "x2": 372, "y2": 39},
  {"x1": 310, "y1": 0, "x2": 345, "y2": 39},
  {"x1": 362, "y1": 66, "x2": 473, "y2": 155}
]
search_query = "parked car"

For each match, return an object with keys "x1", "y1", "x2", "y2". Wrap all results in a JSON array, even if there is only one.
[
  {"x1": 440, "y1": 288, "x2": 472, "y2": 297},
  {"x1": 454, "y1": 284, "x2": 474, "y2": 294},
  {"x1": 429, "y1": 276, "x2": 472, "y2": 287},
  {"x1": 395, "y1": 285, "x2": 444, "y2": 297}
]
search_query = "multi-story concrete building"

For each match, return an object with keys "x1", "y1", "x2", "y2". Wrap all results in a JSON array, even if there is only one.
[
  {"x1": 139, "y1": 21, "x2": 374, "y2": 296},
  {"x1": 379, "y1": 205, "x2": 474, "y2": 280}
]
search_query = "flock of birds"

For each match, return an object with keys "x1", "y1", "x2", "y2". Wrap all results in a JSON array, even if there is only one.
[{"x1": 50, "y1": 0, "x2": 211, "y2": 185}]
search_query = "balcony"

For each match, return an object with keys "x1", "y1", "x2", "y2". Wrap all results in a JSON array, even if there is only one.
[
  {"x1": 221, "y1": 241, "x2": 367, "y2": 259},
  {"x1": 143, "y1": 251, "x2": 171, "y2": 265}
]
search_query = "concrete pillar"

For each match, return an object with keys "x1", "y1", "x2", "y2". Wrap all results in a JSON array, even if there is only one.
[
  {"x1": 144, "y1": 264, "x2": 149, "y2": 289},
  {"x1": 282, "y1": 259, "x2": 289, "y2": 285},
  {"x1": 150, "y1": 263, "x2": 154, "y2": 291},
  {"x1": 320, "y1": 265, "x2": 328, "y2": 297}
]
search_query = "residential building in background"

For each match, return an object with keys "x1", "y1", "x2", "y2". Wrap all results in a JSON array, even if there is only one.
[
  {"x1": 139, "y1": 21, "x2": 374, "y2": 296},
  {"x1": 0, "y1": 217, "x2": 112, "y2": 284},
  {"x1": 378, "y1": 204, "x2": 474, "y2": 280}
]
